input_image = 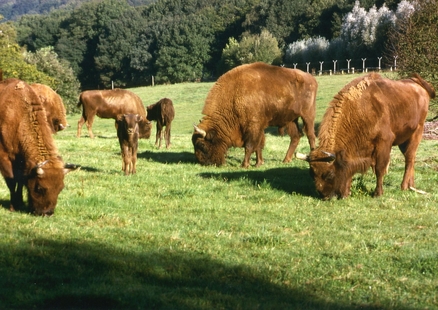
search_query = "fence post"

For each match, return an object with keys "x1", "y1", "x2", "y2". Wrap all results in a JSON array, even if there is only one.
[
  {"x1": 362, "y1": 58, "x2": 367, "y2": 72},
  {"x1": 332, "y1": 60, "x2": 337, "y2": 74},
  {"x1": 377, "y1": 57, "x2": 382, "y2": 71},
  {"x1": 306, "y1": 62, "x2": 311, "y2": 73},
  {"x1": 347, "y1": 59, "x2": 351, "y2": 73},
  {"x1": 319, "y1": 61, "x2": 324, "y2": 75},
  {"x1": 393, "y1": 56, "x2": 398, "y2": 71}
]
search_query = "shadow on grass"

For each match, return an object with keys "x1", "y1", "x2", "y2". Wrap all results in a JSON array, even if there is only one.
[
  {"x1": 78, "y1": 166, "x2": 101, "y2": 173},
  {"x1": 198, "y1": 167, "x2": 318, "y2": 197},
  {"x1": 0, "y1": 239, "x2": 395, "y2": 310},
  {"x1": 138, "y1": 150, "x2": 197, "y2": 164}
]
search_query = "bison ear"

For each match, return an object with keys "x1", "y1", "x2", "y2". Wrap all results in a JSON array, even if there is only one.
[
  {"x1": 116, "y1": 114, "x2": 124, "y2": 121},
  {"x1": 137, "y1": 114, "x2": 143, "y2": 122},
  {"x1": 64, "y1": 163, "x2": 81, "y2": 175}
]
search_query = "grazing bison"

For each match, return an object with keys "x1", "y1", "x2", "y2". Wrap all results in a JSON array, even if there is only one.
[
  {"x1": 77, "y1": 89, "x2": 151, "y2": 139},
  {"x1": 30, "y1": 83, "x2": 68, "y2": 133},
  {"x1": 147, "y1": 98, "x2": 175, "y2": 149},
  {"x1": 296, "y1": 72, "x2": 435, "y2": 199},
  {"x1": 192, "y1": 62, "x2": 317, "y2": 167},
  {"x1": 116, "y1": 114, "x2": 142, "y2": 175},
  {"x1": 0, "y1": 79, "x2": 78, "y2": 215}
]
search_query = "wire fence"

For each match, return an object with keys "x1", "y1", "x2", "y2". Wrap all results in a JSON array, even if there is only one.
[{"x1": 286, "y1": 56, "x2": 398, "y2": 75}]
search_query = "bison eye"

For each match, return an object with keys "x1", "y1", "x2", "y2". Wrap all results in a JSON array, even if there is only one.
[
  {"x1": 322, "y1": 171, "x2": 334, "y2": 181},
  {"x1": 35, "y1": 184, "x2": 47, "y2": 195}
]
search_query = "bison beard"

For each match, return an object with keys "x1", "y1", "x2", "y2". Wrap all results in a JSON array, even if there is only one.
[
  {"x1": 192, "y1": 62, "x2": 317, "y2": 168},
  {"x1": 297, "y1": 73, "x2": 435, "y2": 199}
]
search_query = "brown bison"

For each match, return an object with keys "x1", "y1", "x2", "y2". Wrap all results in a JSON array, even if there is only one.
[
  {"x1": 115, "y1": 114, "x2": 142, "y2": 175},
  {"x1": 192, "y1": 62, "x2": 317, "y2": 168},
  {"x1": 147, "y1": 98, "x2": 175, "y2": 149},
  {"x1": 296, "y1": 72, "x2": 435, "y2": 199},
  {"x1": 0, "y1": 79, "x2": 78, "y2": 215},
  {"x1": 30, "y1": 83, "x2": 68, "y2": 133},
  {"x1": 77, "y1": 89, "x2": 151, "y2": 139}
]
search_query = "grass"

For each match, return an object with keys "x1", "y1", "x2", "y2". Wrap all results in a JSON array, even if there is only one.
[{"x1": 0, "y1": 72, "x2": 437, "y2": 309}]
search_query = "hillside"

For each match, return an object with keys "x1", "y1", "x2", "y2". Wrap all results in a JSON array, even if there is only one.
[{"x1": 0, "y1": 0, "x2": 155, "y2": 21}]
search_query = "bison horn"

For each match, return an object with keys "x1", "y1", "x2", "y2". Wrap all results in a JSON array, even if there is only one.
[
  {"x1": 295, "y1": 152, "x2": 310, "y2": 161},
  {"x1": 193, "y1": 123, "x2": 206, "y2": 138},
  {"x1": 35, "y1": 160, "x2": 49, "y2": 176},
  {"x1": 321, "y1": 151, "x2": 336, "y2": 161}
]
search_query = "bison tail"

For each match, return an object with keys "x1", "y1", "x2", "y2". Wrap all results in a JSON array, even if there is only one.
[{"x1": 411, "y1": 73, "x2": 436, "y2": 99}]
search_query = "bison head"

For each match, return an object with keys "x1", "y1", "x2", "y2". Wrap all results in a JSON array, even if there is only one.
[
  {"x1": 192, "y1": 124, "x2": 226, "y2": 166},
  {"x1": 27, "y1": 161, "x2": 78, "y2": 216},
  {"x1": 296, "y1": 150, "x2": 351, "y2": 199}
]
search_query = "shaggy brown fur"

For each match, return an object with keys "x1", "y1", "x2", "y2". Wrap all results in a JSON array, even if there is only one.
[
  {"x1": 193, "y1": 62, "x2": 318, "y2": 167},
  {"x1": 77, "y1": 89, "x2": 151, "y2": 139},
  {"x1": 0, "y1": 79, "x2": 76, "y2": 215},
  {"x1": 302, "y1": 73, "x2": 435, "y2": 199},
  {"x1": 30, "y1": 83, "x2": 68, "y2": 133}
]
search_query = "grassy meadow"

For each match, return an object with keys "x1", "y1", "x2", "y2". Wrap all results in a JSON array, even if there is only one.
[{"x1": 1, "y1": 73, "x2": 438, "y2": 309}]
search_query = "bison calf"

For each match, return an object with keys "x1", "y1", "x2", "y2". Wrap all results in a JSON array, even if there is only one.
[
  {"x1": 147, "y1": 98, "x2": 175, "y2": 149},
  {"x1": 116, "y1": 114, "x2": 143, "y2": 175}
]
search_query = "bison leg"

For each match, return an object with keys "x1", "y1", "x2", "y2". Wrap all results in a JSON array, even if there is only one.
[
  {"x1": 77, "y1": 116, "x2": 85, "y2": 138},
  {"x1": 283, "y1": 119, "x2": 301, "y2": 163},
  {"x1": 165, "y1": 123, "x2": 172, "y2": 149},
  {"x1": 86, "y1": 114, "x2": 96, "y2": 139},
  {"x1": 155, "y1": 123, "x2": 161, "y2": 148},
  {"x1": 5, "y1": 178, "x2": 23, "y2": 211},
  {"x1": 373, "y1": 139, "x2": 393, "y2": 197},
  {"x1": 132, "y1": 146, "x2": 138, "y2": 175},
  {"x1": 302, "y1": 114, "x2": 316, "y2": 150},
  {"x1": 398, "y1": 126, "x2": 423, "y2": 190}
]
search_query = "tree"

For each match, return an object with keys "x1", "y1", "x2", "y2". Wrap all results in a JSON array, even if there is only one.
[
  {"x1": 389, "y1": 0, "x2": 438, "y2": 117},
  {"x1": 0, "y1": 21, "x2": 53, "y2": 84},
  {"x1": 154, "y1": 14, "x2": 214, "y2": 83},
  {"x1": 24, "y1": 47, "x2": 81, "y2": 114},
  {"x1": 219, "y1": 30, "x2": 282, "y2": 73}
]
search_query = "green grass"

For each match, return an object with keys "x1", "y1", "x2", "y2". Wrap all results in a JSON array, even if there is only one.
[{"x1": 1, "y1": 73, "x2": 437, "y2": 309}]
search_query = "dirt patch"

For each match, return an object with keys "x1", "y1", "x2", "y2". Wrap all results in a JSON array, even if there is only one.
[{"x1": 423, "y1": 120, "x2": 438, "y2": 140}]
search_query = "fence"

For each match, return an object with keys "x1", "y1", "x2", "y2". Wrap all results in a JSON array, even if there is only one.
[{"x1": 288, "y1": 56, "x2": 398, "y2": 75}]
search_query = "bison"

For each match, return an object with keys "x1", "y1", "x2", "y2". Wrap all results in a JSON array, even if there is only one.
[
  {"x1": 0, "y1": 79, "x2": 78, "y2": 215},
  {"x1": 147, "y1": 98, "x2": 175, "y2": 149},
  {"x1": 77, "y1": 88, "x2": 151, "y2": 139},
  {"x1": 192, "y1": 62, "x2": 317, "y2": 168},
  {"x1": 116, "y1": 114, "x2": 143, "y2": 175},
  {"x1": 30, "y1": 83, "x2": 68, "y2": 133},
  {"x1": 296, "y1": 72, "x2": 435, "y2": 199}
]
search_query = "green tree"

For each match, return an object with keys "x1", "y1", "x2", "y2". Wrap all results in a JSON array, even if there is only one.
[
  {"x1": 154, "y1": 14, "x2": 214, "y2": 83},
  {"x1": 219, "y1": 30, "x2": 282, "y2": 73},
  {"x1": 388, "y1": 0, "x2": 438, "y2": 117},
  {"x1": 0, "y1": 22, "x2": 53, "y2": 84},
  {"x1": 24, "y1": 47, "x2": 81, "y2": 114}
]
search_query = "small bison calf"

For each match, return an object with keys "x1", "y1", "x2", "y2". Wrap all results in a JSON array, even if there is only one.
[
  {"x1": 147, "y1": 98, "x2": 175, "y2": 149},
  {"x1": 116, "y1": 114, "x2": 143, "y2": 175}
]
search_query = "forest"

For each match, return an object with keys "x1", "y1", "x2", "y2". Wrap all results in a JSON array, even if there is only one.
[{"x1": 0, "y1": 0, "x2": 437, "y2": 113}]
